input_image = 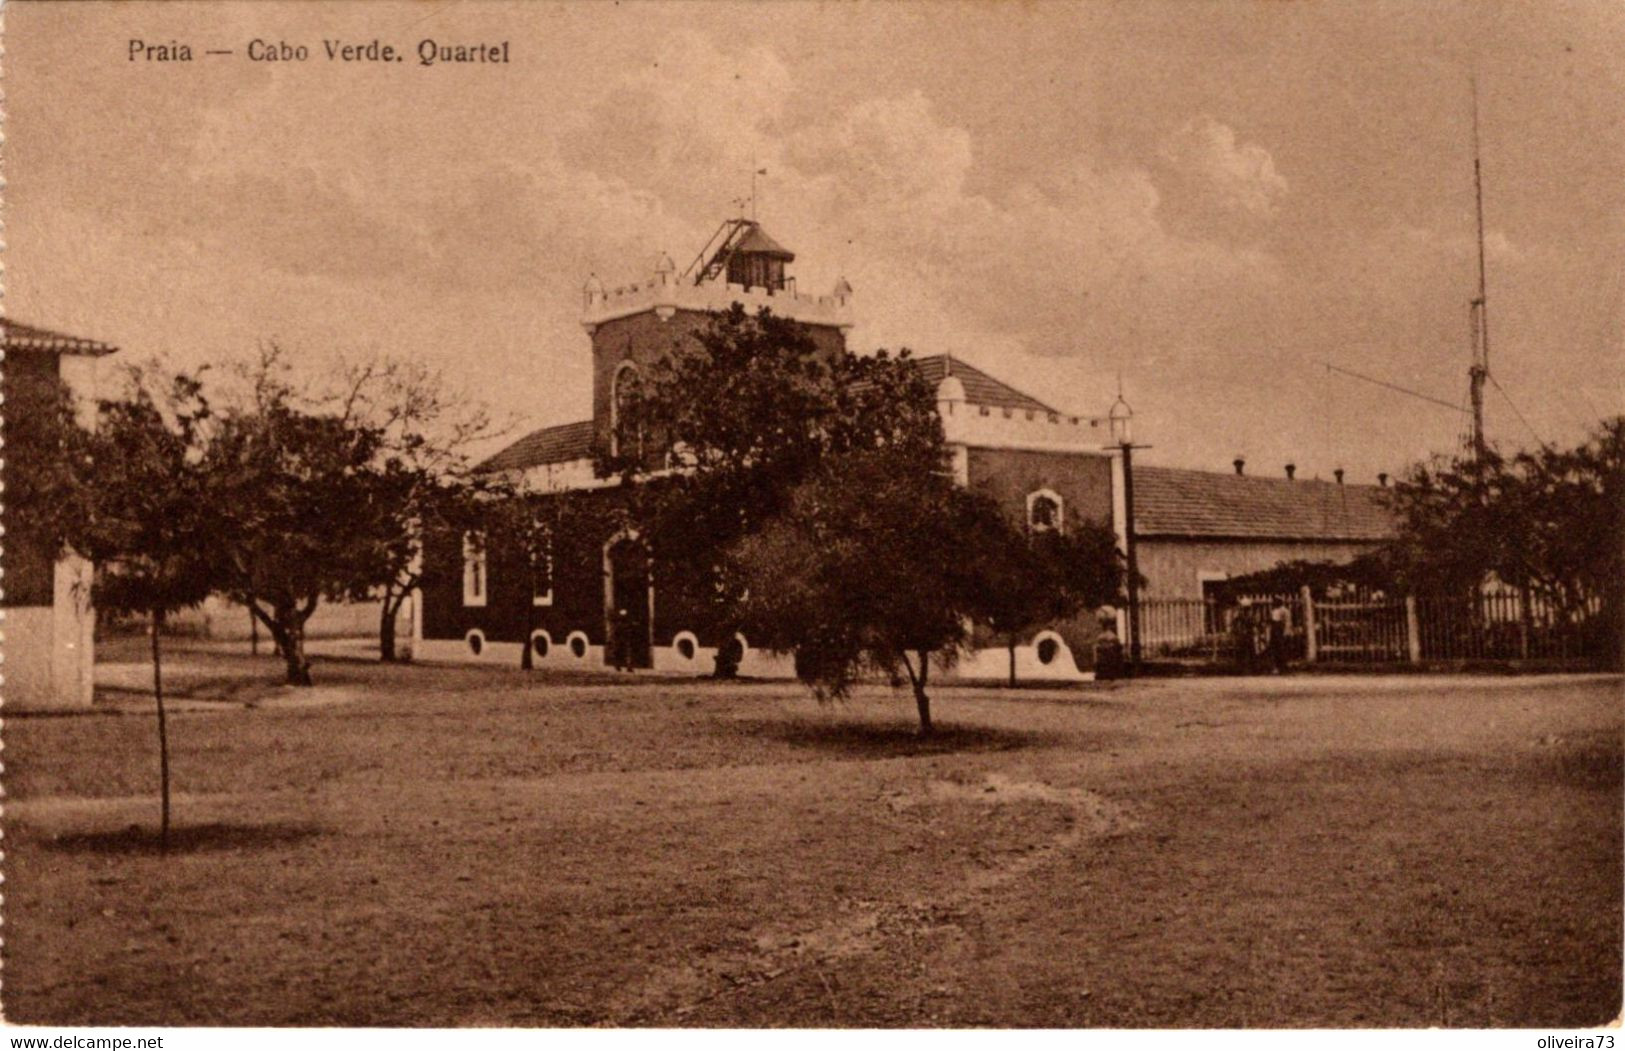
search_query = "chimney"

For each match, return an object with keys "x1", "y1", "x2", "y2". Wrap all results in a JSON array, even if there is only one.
[
  {"x1": 1233, "y1": 457, "x2": 1246, "y2": 476},
  {"x1": 1378, "y1": 472, "x2": 1389, "y2": 488},
  {"x1": 1285, "y1": 463, "x2": 1296, "y2": 481},
  {"x1": 1334, "y1": 467, "x2": 1345, "y2": 485}
]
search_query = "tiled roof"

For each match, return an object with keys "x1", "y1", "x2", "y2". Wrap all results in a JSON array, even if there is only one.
[
  {"x1": 1133, "y1": 466, "x2": 1396, "y2": 541},
  {"x1": 3, "y1": 320, "x2": 118, "y2": 356},
  {"x1": 733, "y1": 225, "x2": 795, "y2": 260},
  {"x1": 478, "y1": 419, "x2": 594, "y2": 472},
  {"x1": 911, "y1": 354, "x2": 1059, "y2": 414},
  {"x1": 480, "y1": 355, "x2": 1069, "y2": 473}
]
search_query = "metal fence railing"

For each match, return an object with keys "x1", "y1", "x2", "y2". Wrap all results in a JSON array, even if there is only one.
[
  {"x1": 1134, "y1": 588, "x2": 1609, "y2": 667},
  {"x1": 1413, "y1": 591, "x2": 1601, "y2": 661}
]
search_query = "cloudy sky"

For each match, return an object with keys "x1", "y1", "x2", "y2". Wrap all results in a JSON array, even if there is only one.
[{"x1": 8, "y1": 1, "x2": 1622, "y2": 479}]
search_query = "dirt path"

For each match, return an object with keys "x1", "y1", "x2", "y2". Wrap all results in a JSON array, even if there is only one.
[{"x1": 609, "y1": 769, "x2": 1137, "y2": 1023}]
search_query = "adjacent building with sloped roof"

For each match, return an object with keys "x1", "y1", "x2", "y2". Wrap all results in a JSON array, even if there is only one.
[
  {"x1": 1131, "y1": 465, "x2": 1395, "y2": 602},
  {"x1": 3, "y1": 320, "x2": 117, "y2": 707}
]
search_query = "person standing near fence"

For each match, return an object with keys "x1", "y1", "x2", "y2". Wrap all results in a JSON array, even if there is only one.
[
  {"x1": 1268, "y1": 597, "x2": 1290, "y2": 673},
  {"x1": 1232, "y1": 599, "x2": 1258, "y2": 673}
]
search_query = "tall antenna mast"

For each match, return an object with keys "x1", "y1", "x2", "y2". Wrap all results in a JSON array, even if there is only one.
[{"x1": 1467, "y1": 76, "x2": 1490, "y2": 460}]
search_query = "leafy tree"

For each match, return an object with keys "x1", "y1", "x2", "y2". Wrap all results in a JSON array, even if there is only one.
[
  {"x1": 978, "y1": 523, "x2": 1125, "y2": 685},
  {"x1": 1382, "y1": 450, "x2": 1513, "y2": 597},
  {"x1": 335, "y1": 358, "x2": 500, "y2": 663},
  {"x1": 1383, "y1": 417, "x2": 1624, "y2": 650},
  {"x1": 4, "y1": 368, "x2": 91, "y2": 568},
  {"x1": 208, "y1": 363, "x2": 393, "y2": 686},
  {"x1": 627, "y1": 305, "x2": 944, "y2": 675},
  {"x1": 1216, "y1": 554, "x2": 1399, "y2": 601},
  {"x1": 78, "y1": 368, "x2": 221, "y2": 850},
  {"x1": 733, "y1": 450, "x2": 1024, "y2": 736},
  {"x1": 1499, "y1": 417, "x2": 1624, "y2": 645},
  {"x1": 615, "y1": 304, "x2": 835, "y2": 481}
]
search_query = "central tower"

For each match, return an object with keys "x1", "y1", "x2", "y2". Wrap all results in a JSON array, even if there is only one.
[{"x1": 580, "y1": 220, "x2": 854, "y2": 467}]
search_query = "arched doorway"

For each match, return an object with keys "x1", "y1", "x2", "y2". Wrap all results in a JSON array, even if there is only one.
[{"x1": 603, "y1": 533, "x2": 652, "y2": 670}]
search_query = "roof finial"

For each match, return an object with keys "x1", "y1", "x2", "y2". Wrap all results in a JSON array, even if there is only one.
[
  {"x1": 733, "y1": 156, "x2": 768, "y2": 222},
  {"x1": 751, "y1": 157, "x2": 766, "y2": 223}
]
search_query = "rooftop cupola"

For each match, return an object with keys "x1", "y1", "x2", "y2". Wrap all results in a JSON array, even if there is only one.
[
  {"x1": 686, "y1": 219, "x2": 796, "y2": 292},
  {"x1": 724, "y1": 222, "x2": 795, "y2": 291}
]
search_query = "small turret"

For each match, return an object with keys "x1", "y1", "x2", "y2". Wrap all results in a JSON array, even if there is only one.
[{"x1": 724, "y1": 223, "x2": 794, "y2": 291}]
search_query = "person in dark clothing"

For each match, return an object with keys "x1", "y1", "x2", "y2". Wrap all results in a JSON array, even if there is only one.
[
  {"x1": 1268, "y1": 598, "x2": 1290, "y2": 673},
  {"x1": 611, "y1": 607, "x2": 633, "y2": 672},
  {"x1": 1232, "y1": 599, "x2": 1265, "y2": 673},
  {"x1": 1094, "y1": 612, "x2": 1124, "y2": 680}
]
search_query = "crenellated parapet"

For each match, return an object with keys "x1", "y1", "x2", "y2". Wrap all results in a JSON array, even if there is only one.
[
  {"x1": 582, "y1": 265, "x2": 854, "y2": 333},
  {"x1": 937, "y1": 380, "x2": 1111, "y2": 454}
]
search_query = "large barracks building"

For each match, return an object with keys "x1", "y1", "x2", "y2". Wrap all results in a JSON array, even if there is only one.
[{"x1": 415, "y1": 221, "x2": 1391, "y2": 680}]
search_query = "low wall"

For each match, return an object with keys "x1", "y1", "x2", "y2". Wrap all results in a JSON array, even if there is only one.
[{"x1": 162, "y1": 596, "x2": 411, "y2": 641}]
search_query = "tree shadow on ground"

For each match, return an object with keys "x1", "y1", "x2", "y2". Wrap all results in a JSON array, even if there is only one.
[
  {"x1": 725, "y1": 717, "x2": 1074, "y2": 758},
  {"x1": 47, "y1": 822, "x2": 325, "y2": 856}
]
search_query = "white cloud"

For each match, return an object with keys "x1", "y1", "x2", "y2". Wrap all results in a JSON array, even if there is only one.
[
  {"x1": 1161, "y1": 115, "x2": 1289, "y2": 217},
  {"x1": 30, "y1": 27, "x2": 1289, "y2": 429},
  {"x1": 519, "y1": 36, "x2": 1282, "y2": 386}
]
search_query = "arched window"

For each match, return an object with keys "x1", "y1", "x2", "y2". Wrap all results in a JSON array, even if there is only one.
[
  {"x1": 610, "y1": 361, "x2": 643, "y2": 459},
  {"x1": 1026, "y1": 489, "x2": 1063, "y2": 534}
]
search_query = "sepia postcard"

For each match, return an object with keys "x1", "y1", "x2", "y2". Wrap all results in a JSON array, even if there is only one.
[{"x1": 1, "y1": 0, "x2": 1620, "y2": 1041}]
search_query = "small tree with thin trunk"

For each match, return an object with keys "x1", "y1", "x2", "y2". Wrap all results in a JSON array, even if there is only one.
[
  {"x1": 79, "y1": 368, "x2": 220, "y2": 851},
  {"x1": 733, "y1": 450, "x2": 1018, "y2": 736}
]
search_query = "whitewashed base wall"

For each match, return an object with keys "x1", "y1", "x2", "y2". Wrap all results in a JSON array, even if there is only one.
[{"x1": 415, "y1": 633, "x2": 1092, "y2": 682}]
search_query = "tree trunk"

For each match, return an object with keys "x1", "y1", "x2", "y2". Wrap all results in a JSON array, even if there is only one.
[
  {"x1": 897, "y1": 649, "x2": 936, "y2": 737},
  {"x1": 282, "y1": 619, "x2": 314, "y2": 686},
  {"x1": 248, "y1": 601, "x2": 284, "y2": 659},
  {"x1": 150, "y1": 609, "x2": 171, "y2": 853},
  {"x1": 379, "y1": 590, "x2": 399, "y2": 663},
  {"x1": 1008, "y1": 637, "x2": 1018, "y2": 688}
]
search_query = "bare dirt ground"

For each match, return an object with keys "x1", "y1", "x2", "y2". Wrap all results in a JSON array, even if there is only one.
[{"x1": 3, "y1": 642, "x2": 1619, "y2": 1027}]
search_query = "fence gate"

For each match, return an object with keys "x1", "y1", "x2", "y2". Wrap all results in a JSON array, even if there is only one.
[{"x1": 1311, "y1": 598, "x2": 1408, "y2": 662}]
